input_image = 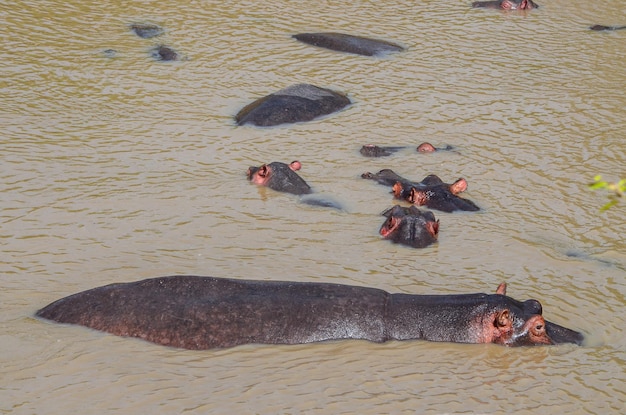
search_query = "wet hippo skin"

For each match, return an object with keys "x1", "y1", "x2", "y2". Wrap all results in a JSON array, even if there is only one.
[
  {"x1": 472, "y1": 0, "x2": 538, "y2": 9},
  {"x1": 247, "y1": 161, "x2": 311, "y2": 195},
  {"x1": 362, "y1": 170, "x2": 480, "y2": 212},
  {"x1": 293, "y1": 33, "x2": 404, "y2": 56},
  {"x1": 36, "y1": 276, "x2": 584, "y2": 349},
  {"x1": 235, "y1": 84, "x2": 351, "y2": 127},
  {"x1": 379, "y1": 205, "x2": 439, "y2": 248}
]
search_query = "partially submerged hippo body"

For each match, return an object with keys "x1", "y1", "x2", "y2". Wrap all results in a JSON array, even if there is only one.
[
  {"x1": 247, "y1": 161, "x2": 342, "y2": 209},
  {"x1": 293, "y1": 32, "x2": 404, "y2": 57},
  {"x1": 362, "y1": 170, "x2": 480, "y2": 212},
  {"x1": 235, "y1": 84, "x2": 351, "y2": 127},
  {"x1": 360, "y1": 143, "x2": 453, "y2": 157},
  {"x1": 380, "y1": 205, "x2": 439, "y2": 248},
  {"x1": 129, "y1": 23, "x2": 164, "y2": 39},
  {"x1": 590, "y1": 25, "x2": 626, "y2": 31},
  {"x1": 36, "y1": 276, "x2": 584, "y2": 349},
  {"x1": 151, "y1": 45, "x2": 179, "y2": 61},
  {"x1": 247, "y1": 161, "x2": 311, "y2": 195},
  {"x1": 472, "y1": 0, "x2": 538, "y2": 9}
]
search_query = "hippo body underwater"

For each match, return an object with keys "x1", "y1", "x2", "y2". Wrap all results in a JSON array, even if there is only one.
[
  {"x1": 36, "y1": 276, "x2": 584, "y2": 350},
  {"x1": 362, "y1": 170, "x2": 480, "y2": 212},
  {"x1": 472, "y1": 0, "x2": 538, "y2": 9},
  {"x1": 235, "y1": 84, "x2": 351, "y2": 127},
  {"x1": 247, "y1": 161, "x2": 342, "y2": 209},
  {"x1": 293, "y1": 32, "x2": 404, "y2": 56}
]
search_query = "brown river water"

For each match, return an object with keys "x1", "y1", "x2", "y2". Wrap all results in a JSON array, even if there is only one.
[{"x1": 2, "y1": 0, "x2": 625, "y2": 413}]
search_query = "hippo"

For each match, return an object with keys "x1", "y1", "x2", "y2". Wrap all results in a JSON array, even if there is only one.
[
  {"x1": 35, "y1": 276, "x2": 584, "y2": 349},
  {"x1": 590, "y1": 25, "x2": 626, "y2": 31},
  {"x1": 360, "y1": 143, "x2": 453, "y2": 157},
  {"x1": 360, "y1": 145, "x2": 405, "y2": 158},
  {"x1": 129, "y1": 23, "x2": 164, "y2": 39},
  {"x1": 472, "y1": 0, "x2": 538, "y2": 9},
  {"x1": 379, "y1": 205, "x2": 439, "y2": 248},
  {"x1": 151, "y1": 45, "x2": 179, "y2": 61},
  {"x1": 417, "y1": 142, "x2": 454, "y2": 153},
  {"x1": 361, "y1": 170, "x2": 480, "y2": 212},
  {"x1": 247, "y1": 161, "x2": 342, "y2": 209},
  {"x1": 292, "y1": 32, "x2": 404, "y2": 57},
  {"x1": 235, "y1": 84, "x2": 351, "y2": 127},
  {"x1": 247, "y1": 161, "x2": 311, "y2": 195}
]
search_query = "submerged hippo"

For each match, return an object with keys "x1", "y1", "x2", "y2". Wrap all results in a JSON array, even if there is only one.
[
  {"x1": 151, "y1": 45, "x2": 180, "y2": 61},
  {"x1": 235, "y1": 84, "x2": 351, "y2": 127},
  {"x1": 362, "y1": 170, "x2": 480, "y2": 212},
  {"x1": 293, "y1": 32, "x2": 404, "y2": 56},
  {"x1": 129, "y1": 23, "x2": 164, "y2": 39},
  {"x1": 360, "y1": 143, "x2": 453, "y2": 157},
  {"x1": 247, "y1": 161, "x2": 342, "y2": 209},
  {"x1": 590, "y1": 25, "x2": 626, "y2": 31},
  {"x1": 380, "y1": 205, "x2": 439, "y2": 248},
  {"x1": 472, "y1": 0, "x2": 538, "y2": 9},
  {"x1": 36, "y1": 276, "x2": 584, "y2": 349},
  {"x1": 247, "y1": 161, "x2": 311, "y2": 195}
]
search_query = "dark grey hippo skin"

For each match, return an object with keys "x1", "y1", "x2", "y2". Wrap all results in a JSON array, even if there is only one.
[
  {"x1": 379, "y1": 205, "x2": 439, "y2": 248},
  {"x1": 129, "y1": 23, "x2": 164, "y2": 39},
  {"x1": 36, "y1": 276, "x2": 583, "y2": 350},
  {"x1": 235, "y1": 84, "x2": 351, "y2": 127},
  {"x1": 293, "y1": 33, "x2": 404, "y2": 56},
  {"x1": 589, "y1": 25, "x2": 626, "y2": 31}
]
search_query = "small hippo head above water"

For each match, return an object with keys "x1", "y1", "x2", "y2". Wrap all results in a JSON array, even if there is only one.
[
  {"x1": 472, "y1": 0, "x2": 539, "y2": 10},
  {"x1": 247, "y1": 161, "x2": 312, "y2": 196},
  {"x1": 379, "y1": 205, "x2": 439, "y2": 248}
]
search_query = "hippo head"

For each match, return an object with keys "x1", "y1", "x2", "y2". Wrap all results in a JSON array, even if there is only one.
[
  {"x1": 247, "y1": 161, "x2": 312, "y2": 195},
  {"x1": 379, "y1": 205, "x2": 439, "y2": 248},
  {"x1": 501, "y1": 0, "x2": 539, "y2": 9},
  {"x1": 487, "y1": 284, "x2": 584, "y2": 346}
]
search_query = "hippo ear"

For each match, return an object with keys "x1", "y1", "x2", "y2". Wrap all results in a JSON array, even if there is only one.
[
  {"x1": 380, "y1": 216, "x2": 401, "y2": 238},
  {"x1": 427, "y1": 220, "x2": 439, "y2": 238},
  {"x1": 496, "y1": 283, "x2": 507, "y2": 295},
  {"x1": 258, "y1": 165, "x2": 269, "y2": 178},
  {"x1": 496, "y1": 310, "x2": 511, "y2": 328},
  {"x1": 392, "y1": 182, "x2": 404, "y2": 198},
  {"x1": 289, "y1": 161, "x2": 302, "y2": 171},
  {"x1": 501, "y1": 0, "x2": 514, "y2": 9},
  {"x1": 449, "y1": 178, "x2": 468, "y2": 195}
]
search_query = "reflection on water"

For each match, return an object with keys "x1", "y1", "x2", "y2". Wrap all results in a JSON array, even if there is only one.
[{"x1": 1, "y1": 0, "x2": 625, "y2": 413}]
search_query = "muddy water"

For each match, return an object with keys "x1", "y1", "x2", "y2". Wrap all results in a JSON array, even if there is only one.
[{"x1": 1, "y1": 0, "x2": 625, "y2": 413}]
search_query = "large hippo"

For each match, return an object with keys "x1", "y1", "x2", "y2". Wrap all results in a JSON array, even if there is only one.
[
  {"x1": 362, "y1": 170, "x2": 480, "y2": 212},
  {"x1": 36, "y1": 276, "x2": 584, "y2": 349},
  {"x1": 235, "y1": 84, "x2": 351, "y2": 127},
  {"x1": 293, "y1": 32, "x2": 404, "y2": 56},
  {"x1": 472, "y1": 0, "x2": 538, "y2": 9},
  {"x1": 379, "y1": 205, "x2": 439, "y2": 248}
]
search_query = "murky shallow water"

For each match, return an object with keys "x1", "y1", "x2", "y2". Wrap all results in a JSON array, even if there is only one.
[{"x1": 2, "y1": 0, "x2": 625, "y2": 413}]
